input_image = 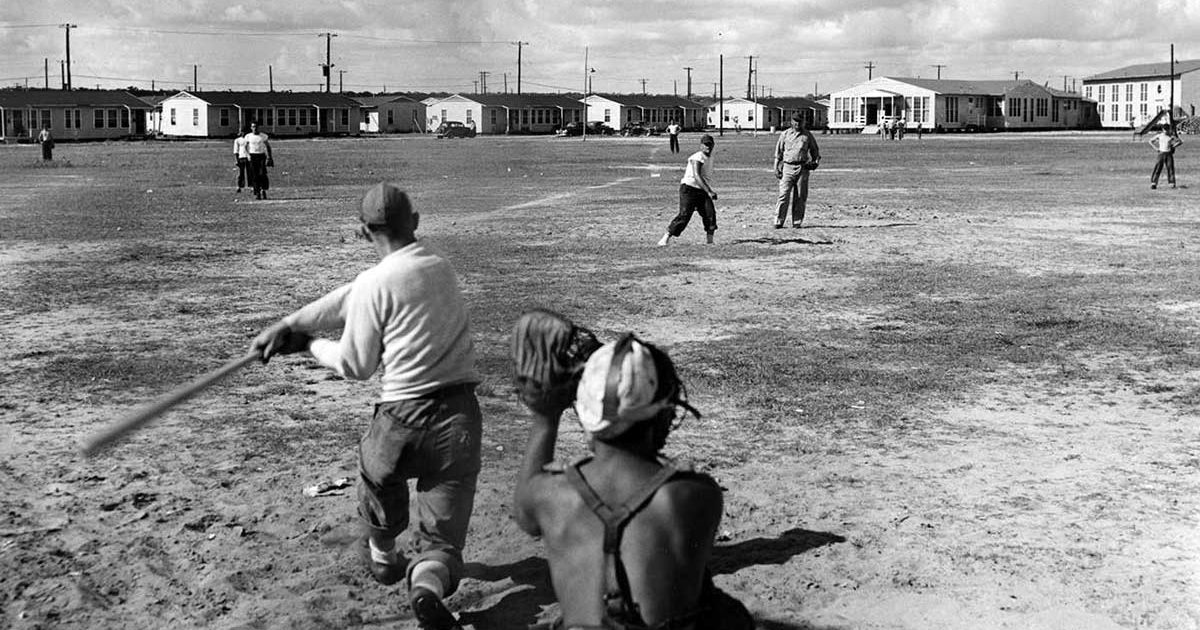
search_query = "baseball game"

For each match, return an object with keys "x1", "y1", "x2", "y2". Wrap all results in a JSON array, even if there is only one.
[{"x1": 2, "y1": 2, "x2": 1199, "y2": 629}]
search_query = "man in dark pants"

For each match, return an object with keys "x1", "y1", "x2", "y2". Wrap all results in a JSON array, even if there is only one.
[
  {"x1": 666, "y1": 120, "x2": 682, "y2": 153},
  {"x1": 657, "y1": 134, "x2": 717, "y2": 246},
  {"x1": 243, "y1": 122, "x2": 273, "y2": 199},
  {"x1": 1149, "y1": 125, "x2": 1183, "y2": 190},
  {"x1": 773, "y1": 113, "x2": 821, "y2": 228},
  {"x1": 37, "y1": 125, "x2": 54, "y2": 161}
]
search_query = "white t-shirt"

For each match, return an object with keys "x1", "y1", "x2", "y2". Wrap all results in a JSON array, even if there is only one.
[
  {"x1": 282, "y1": 240, "x2": 480, "y2": 401},
  {"x1": 1153, "y1": 132, "x2": 1177, "y2": 153},
  {"x1": 233, "y1": 136, "x2": 249, "y2": 159},
  {"x1": 680, "y1": 150, "x2": 712, "y2": 190},
  {"x1": 244, "y1": 131, "x2": 270, "y2": 155},
  {"x1": 667, "y1": 123, "x2": 681, "y2": 136}
]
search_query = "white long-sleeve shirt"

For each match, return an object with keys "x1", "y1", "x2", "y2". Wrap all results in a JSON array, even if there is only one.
[{"x1": 282, "y1": 241, "x2": 479, "y2": 401}]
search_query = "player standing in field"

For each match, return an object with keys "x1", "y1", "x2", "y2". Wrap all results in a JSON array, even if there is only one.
[
  {"x1": 1149, "y1": 125, "x2": 1183, "y2": 190},
  {"x1": 250, "y1": 183, "x2": 480, "y2": 630},
  {"x1": 657, "y1": 134, "x2": 718, "y2": 246},
  {"x1": 233, "y1": 128, "x2": 250, "y2": 193},
  {"x1": 773, "y1": 113, "x2": 821, "y2": 229},
  {"x1": 244, "y1": 122, "x2": 273, "y2": 199},
  {"x1": 666, "y1": 119, "x2": 682, "y2": 153}
]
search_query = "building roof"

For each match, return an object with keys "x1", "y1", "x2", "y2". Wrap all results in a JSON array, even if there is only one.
[
  {"x1": 887, "y1": 78, "x2": 1033, "y2": 95},
  {"x1": 758, "y1": 96, "x2": 828, "y2": 110},
  {"x1": 445, "y1": 93, "x2": 585, "y2": 108},
  {"x1": 588, "y1": 93, "x2": 706, "y2": 108},
  {"x1": 0, "y1": 89, "x2": 151, "y2": 108},
  {"x1": 176, "y1": 90, "x2": 362, "y2": 107},
  {"x1": 352, "y1": 94, "x2": 420, "y2": 107},
  {"x1": 1085, "y1": 59, "x2": 1200, "y2": 81}
]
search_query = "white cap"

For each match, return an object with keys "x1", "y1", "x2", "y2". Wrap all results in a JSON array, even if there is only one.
[{"x1": 574, "y1": 336, "x2": 671, "y2": 439}]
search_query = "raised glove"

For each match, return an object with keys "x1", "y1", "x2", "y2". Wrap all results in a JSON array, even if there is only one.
[{"x1": 511, "y1": 309, "x2": 601, "y2": 416}]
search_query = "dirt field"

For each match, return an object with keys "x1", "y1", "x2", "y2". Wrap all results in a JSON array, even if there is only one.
[{"x1": 1, "y1": 130, "x2": 1197, "y2": 630}]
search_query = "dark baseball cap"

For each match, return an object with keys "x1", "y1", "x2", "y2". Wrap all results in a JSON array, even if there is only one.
[
  {"x1": 700, "y1": 134, "x2": 715, "y2": 146},
  {"x1": 791, "y1": 113, "x2": 803, "y2": 122},
  {"x1": 359, "y1": 182, "x2": 413, "y2": 228}
]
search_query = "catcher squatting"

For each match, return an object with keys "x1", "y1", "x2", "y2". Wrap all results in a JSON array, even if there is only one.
[{"x1": 251, "y1": 183, "x2": 753, "y2": 630}]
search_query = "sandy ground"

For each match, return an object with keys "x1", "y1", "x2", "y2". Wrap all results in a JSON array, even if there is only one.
[{"x1": 1, "y1": 133, "x2": 1198, "y2": 630}]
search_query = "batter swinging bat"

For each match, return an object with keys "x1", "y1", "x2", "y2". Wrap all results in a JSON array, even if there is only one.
[{"x1": 81, "y1": 351, "x2": 259, "y2": 456}]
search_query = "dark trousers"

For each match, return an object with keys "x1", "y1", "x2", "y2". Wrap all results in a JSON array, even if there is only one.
[
  {"x1": 248, "y1": 154, "x2": 269, "y2": 193},
  {"x1": 669, "y1": 134, "x2": 680, "y2": 153},
  {"x1": 41, "y1": 142, "x2": 52, "y2": 161},
  {"x1": 668, "y1": 184, "x2": 717, "y2": 236},
  {"x1": 358, "y1": 383, "x2": 482, "y2": 596},
  {"x1": 1151, "y1": 152, "x2": 1176, "y2": 186},
  {"x1": 236, "y1": 158, "x2": 248, "y2": 190}
]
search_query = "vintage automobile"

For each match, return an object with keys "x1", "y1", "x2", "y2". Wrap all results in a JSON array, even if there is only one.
[
  {"x1": 435, "y1": 121, "x2": 477, "y2": 138},
  {"x1": 620, "y1": 122, "x2": 660, "y2": 137},
  {"x1": 555, "y1": 121, "x2": 616, "y2": 137}
]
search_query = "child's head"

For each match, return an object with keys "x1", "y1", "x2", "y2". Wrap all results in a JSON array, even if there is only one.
[{"x1": 574, "y1": 334, "x2": 699, "y2": 451}]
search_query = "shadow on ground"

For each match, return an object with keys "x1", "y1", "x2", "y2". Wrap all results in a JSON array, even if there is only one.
[
  {"x1": 711, "y1": 527, "x2": 846, "y2": 575},
  {"x1": 731, "y1": 237, "x2": 835, "y2": 245}
]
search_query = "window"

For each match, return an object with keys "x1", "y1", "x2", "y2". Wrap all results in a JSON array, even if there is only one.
[
  {"x1": 1085, "y1": 85, "x2": 1093, "y2": 100},
  {"x1": 1110, "y1": 85, "x2": 1117, "y2": 102},
  {"x1": 1125, "y1": 84, "x2": 1133, "y2": 102},
  {"x1": 191, "y1": 108, "x2": 197, "y2": 126},
  {"x1": 987, "y1": 96, "x2": 1002, "y2": 117},
  {"x1": 1126, "y1": 104, "x2": 1133, "y2": 122},
  {"x1": 914, "y1": 96, "x2": 929, "y2": 123},
  {"x1": 489, "y1": 110, "x2": 496, "y2": 125},
  {"x1": 388, "y1": 110, "x2": 395, "y2": 125},
  {"x1": 465, "y1": 110, "x2": 473, "y2": 123},
  {"x1": 746, "y1": 108, "x2": 754, "y2": 122},
  {"x1": 64, "y1": 108, "x2": 74, "y2": 129},
  {"x1": 945, "y1": 96, "x2": 958, "y2": 122},
  {"x1": 170, "y1": 107, "x2": 176, "y2": 125},
  {"x1": 834, "y1": 97, "x2": 856, "y2": 123},
  {"x1": 95, "y1": 110, "x2": 105, "y2": 128},
  {"x1": 723, "y1": 108, "x2": 730, "y2": 122},
  {"x1": 288, "y1": 109, "x2": 297, "y2": 126},
  {"x1": 340, "y1": 109, "x2": 348, "y2": 126},
  {"x1": 1098, "y1": 104, "x2": 1105, "y2": 117},
  {"x1": 603, "y1": 108, "x2": 611, "y2": 122},
  {"x1": 266, "y1": 108, "x2": 273, "y2": 126},
  {"x1": 121, "y1": 109, "x2": 129, "y2": 128},
  {"x1": 1111, "y1": 107, "x2": 1119, "y2": 122},
  {"x1": 1009, "y1": 97, "x2": 1021, "y2": 118},
  {"x1": 1140, "y1": 103, "x2": 1148, "y2": 118},
  {"x1": 440, "y1": 109, "x2": 447, "y2": 122},
  {"x1": 1036, "y1": 98, "x2": 1048, "y2": 117},
  {"x1": 1098, "y1": 85, "x2": 1105, "y2": 102},
  {"x1": 1140, "y1": 83, "x2": 1148, "y2": 102},
  {"x1": 220, "y1": 108, "x2": 229, "y2": 126},
  {"x1": 1052, "y1": 99, "x2": 1060, "y2": 123},
  {"x1": 38, "y1": 110, "x2": 51, "y2": 129}
]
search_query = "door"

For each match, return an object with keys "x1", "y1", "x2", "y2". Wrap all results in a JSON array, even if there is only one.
[{"x1": 866, "y1": 103, "x2": 879, "y2": 125}]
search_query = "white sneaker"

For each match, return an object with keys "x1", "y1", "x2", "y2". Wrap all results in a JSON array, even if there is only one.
[{"x1": 656, "y1": 234, "x2": 671, "y2": 247}]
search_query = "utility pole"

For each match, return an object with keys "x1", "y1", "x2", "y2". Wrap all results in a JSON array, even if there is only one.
[
  {"x1": 639, "y1": 78, "x2": 648, "y2": 94},
  {"x1": 719, "y1": 54, "x2": 724, "y2": 136},
  {"x1": 473, "y1": 80, "x2": 479, "y2": 94},
  {"x1": 59, "y1": 60, "x2": 65, "y2": 89},
  {"x1": 1063, "y1": 75, "x2": 1068, "y2": 92},
  {"x1": 61, "y1": 23, "x2": 76, "y2": 90},
  {"x1": 683, "y1": 66, "x2": 693, "y2": 100},
  {"x1": 864, "y1": 60, "x2": 875, "y2": 80},
  {"x1": 746, "y1": 55, "x2": 754, "y2": 98},
  {"x1": 504, "y1": 72, "x2": 508, "y2": 94},
  {"x1": 338, "y1": 70, "x2": 346, "y2": 93},
  {"x1": 269, "y1": 65, "x2": 274, "y2": 92},
  {"x1": 193, "y1": 65, "x2": 198, "y2": 91},
  {"x1": 931, "y1": 64, "x2": 946, "y2": 79},
  {"x1": 44, "y1": 58, "x2": 49, "y2": 89},
  {"x1": 480, "y1": 71, "x2": 490, "y2": 94},
  {"x1": 511, "y1": 41, "x2": 528, "y2": 95},
  {"x1": 1013, "y1": 71, "x2": 1020, "y2": 81},
  {"x1": 1169, "y1": 44, "x2": 1176, "y2": 132},
  {"x1": 319, "y1": 32, "x2": 337, "y2": 92}
]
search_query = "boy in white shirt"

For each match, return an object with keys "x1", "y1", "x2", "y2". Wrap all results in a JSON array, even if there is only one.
[
  {"x1": 1149, "y1": 125, "x2": 1183, "y2": 190},
  {"x1": 657, "y1": 134, "x2": 718, "y2": 246}
]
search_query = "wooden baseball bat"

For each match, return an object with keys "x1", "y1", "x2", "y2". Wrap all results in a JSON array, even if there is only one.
[{"x1": 81, "y1": 351, "x2": 260, "y2": 456}]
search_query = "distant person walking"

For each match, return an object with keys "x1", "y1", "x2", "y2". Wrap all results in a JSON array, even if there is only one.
[
  {"x1": 37, "y1": 125, "x2": 54, "y2": 161},
  {"x1": 233, "y1": 129, "x2": 250, "y2": 193},
  {"x1": 658, "y1": 134, "x2": 718, "y2": 246},
  {"x1": 1149, "y1": 125, "x2": 1183, "y2": 190},
  {"x1": 773, "y1": 113, "x2": 821, "y2": 229},
  {"x1": 666, "y1": 120, "x2": 682, "y2": 153},
  {"x1": 244, "y1": 122, "x2": 273, "y2": 199}
]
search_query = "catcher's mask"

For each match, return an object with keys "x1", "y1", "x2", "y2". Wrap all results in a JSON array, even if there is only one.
[{"x1": 575, "y1": 334, "x2": 699, "y2": 439}]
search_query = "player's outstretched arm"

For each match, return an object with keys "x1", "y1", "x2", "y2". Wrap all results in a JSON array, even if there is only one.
[{"x1": 513, "y1": 408, "x2": 562, "y2": 536}]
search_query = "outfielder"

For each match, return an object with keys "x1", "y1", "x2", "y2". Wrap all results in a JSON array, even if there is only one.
[
  {"x1": 773, "y1": 113, "x2": 821, "y2": 229},
  {"x1": 251, "y1": 183, "x2": 479, "y2": 630},
  {"x1": 510, "y1": 311, "x2": 754, "y2": 629}
]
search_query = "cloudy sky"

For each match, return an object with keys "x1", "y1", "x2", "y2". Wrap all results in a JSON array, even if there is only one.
[{"x1": 1, "y1": 0, "x2": 1196, "y2": 96}]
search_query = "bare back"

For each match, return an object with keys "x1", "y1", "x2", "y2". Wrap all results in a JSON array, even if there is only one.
[{"x1": 530, "y1": 456, "x2": 724, "y2": 627}]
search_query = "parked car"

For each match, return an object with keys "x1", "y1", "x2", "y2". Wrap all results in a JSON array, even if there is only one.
[
  {"x1": 436, "y1": 121, "x2": 476, "y2": 138},
  {"x1": 555, "y1": 121, "x2": 616, "y2": 137},
  {"x1": 620, "y1": 122, "x2": 659, "y2": 137}
]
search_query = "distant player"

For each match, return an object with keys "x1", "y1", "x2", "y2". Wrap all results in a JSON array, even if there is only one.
[
  {"x1": 1149, "y1": 125, "x2": 1182, "y2": 190},
  {"x1": 666, "y1": 119, "x2": 682, "y2": 153},
  {"x1": 37, "y1": 125, "x2": 54, "y2": 161},
  {"x1": 773, "y1": 113, "x2": 821, "y2": 229},
  {"x1": 510, "y1": 316, "x2": 755, "y2": 630},
  {"x1": 244, "y1": 122, "x2": 273, "y2": 199},
  {"x1": 233, "y1": 128, "x2": 250, "y2": 193},
  {"x1": 657, "y1": 134, "x2": 718, "y2": 246},
  {"x1": 250, "y1": 183, "x2": 480, "y2": 630}
]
